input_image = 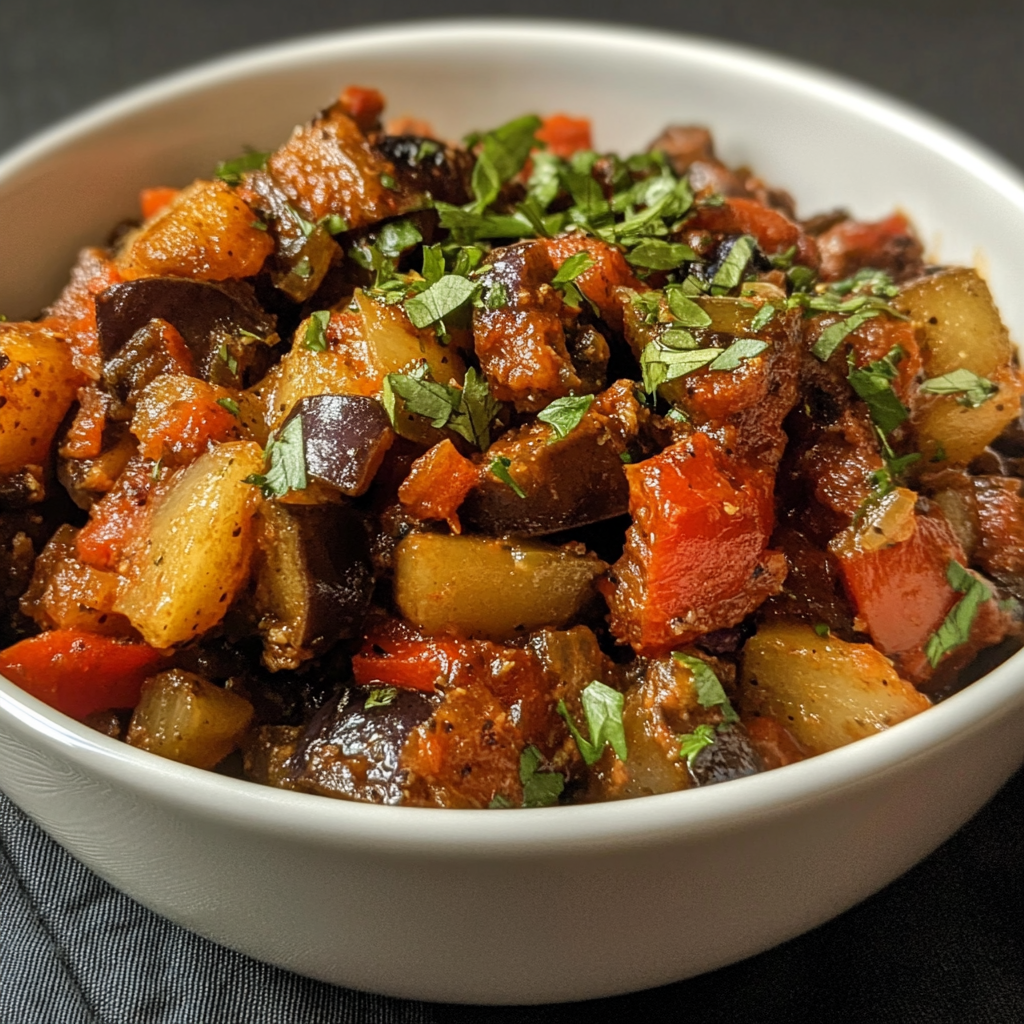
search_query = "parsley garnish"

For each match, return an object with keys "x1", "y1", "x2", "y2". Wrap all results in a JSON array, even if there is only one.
[
  {"x1": 287, "y1": 205, "x2": 316, "y2": 238},
  {"x1": 449, "y1": 367, "x2": 502, "y2": 449},
  {"x1": 711, "y1": 235, "x2": 756, "y2": 293},
  {"x1": 485, "y1": 281, "x2": 508, "y2": 309},
  {"x1": 380, "y1": 173, "x2": 397, "y2": 190},
  {"x1": 377, "y1": 219, "x2": 423, "y2": 258},
  {"x1": 365, "y1": 686, "x2": 398, "y2": 709},
  {"x1": 304, "y1": 310, "x2": 330, "y2": 352},
  {"x1": 672, "y1": 653, "x2": 739, "y2": 724},
  {"x1": 625, "y1": 239, "x2": 696, "y2": 271},
  {"x1": 321, "y1": 213, "x2": 348, "y2": 235},
  {"x1": 640, "y1": 333, "x2": 720, "y2": 394},
  {"x1": 151, "y1": 457, "x2": 163, "y2": 481},
  {"x1": 551, "y1": 251, "x2": 594, "y2": 287},
  {"x1": 925, "y1": 561, "x2": 992, "y2": 668},
  {"x1": 244, "y1": 416, "x2": 307, "y2": 498},
  {"x1": 750, "y1": 302, "x2": 777, "y2": 332},
  {"x1": 405, "y1": 275, "x2": 479, "y2": 330},
  {"x1": 520, "y1": 745, "x2": 564, "y2": 807},
  {"x1": 469, "y1": 114, "x2": 542, "y2": 213},
  {"x1": 217, "y1": 343, "x2": 238, "y2": 376},
  {"x1": 214, "y1": 149, "x2": 270, "y2": 185},
  {"x1": 920, "y1": 369, "x2": 997, "y2": 408},
  {"x1": 490, "y1": 456, "x2": 526, "y2": 498},
  {"x1": 665, "y1": 287, "x2": 712, "y2": 327},
  {"x1": 293, "y1": 257, "x2": 312, "y2": 280},
  {"x1": 847, "y1": 346, "x2": 909, "y2": 437},
  {"x1": 708, "y1": 338, "x2": 768, "y2": 371},
  {"x1": 678, "y1": 723, "x2": 717, "y2": 766},
  {"x1": 216, "y1": 397, "x2": 240, "y2": 417},
  {"x1": 489, "y1": 794, "x2": 515, "y2": 809},
  {"x1": 536, "y1": 394, "x2": 594, "y2": 442},
  {"x1": 557, "y1": 680, "x2": 628, "y2": 765},
  {"x1": 421, "y1": 244, "x2": 445, "y2": 285},
  {"x1": 811, "y1": 308, "x2": 881, "y2": 361},
  {"x1": 814, "y1": 623, "x2": 831, "y2": 638}
]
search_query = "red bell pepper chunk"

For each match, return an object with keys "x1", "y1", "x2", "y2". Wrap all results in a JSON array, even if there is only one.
[
  {"x1": 0, "y1": 630, "x2": 165, "y2": 720},
  {"x1": 351, "y1": 623, "x2": 468, "y2": 693},
  {"x1": 536, "y1": 114, "x2": 593, "y2": 158},
  {"x1": 139, "y1": 186, "x2": 180, "y2": 220}
]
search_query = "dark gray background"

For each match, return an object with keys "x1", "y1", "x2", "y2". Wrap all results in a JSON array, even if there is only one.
[{"x1": 1, "y1": 2, "x2": 1023, "y2": 1021}]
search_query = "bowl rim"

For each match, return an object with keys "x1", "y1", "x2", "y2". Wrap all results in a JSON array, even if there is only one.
[{"x1": 1, "y1": 17, "x2": 1023, "y2": 855}]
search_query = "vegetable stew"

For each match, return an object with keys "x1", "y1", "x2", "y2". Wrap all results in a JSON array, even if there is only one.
[{"x1": 1, "y1": 85, "x2": 1021, "y2": 808}]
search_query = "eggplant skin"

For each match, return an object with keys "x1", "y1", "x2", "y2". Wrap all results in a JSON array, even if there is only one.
[
  {"x1": 287, "y1": 394, "x2": 394, "y2": 496},
  {"x1": 95, "y1": 277, "x2": 277, "y2": 385},
  {"x1": 687, "y1": 725, "x2": 765, "y2": 787},
  {"x1": 286, "y1": 685, "x2": 438, "y2": 803}
]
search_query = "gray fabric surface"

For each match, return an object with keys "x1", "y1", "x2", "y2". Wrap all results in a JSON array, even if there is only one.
[{"x1": 1, "y1": 1, "x2": 1024, "y2": 1019}]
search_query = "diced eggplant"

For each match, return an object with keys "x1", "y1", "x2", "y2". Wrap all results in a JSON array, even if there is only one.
[
  {"x1": 686, "y1": 724, "x2": 765, "y2": 787},
  {"x1": 283, "y1": 394, "x2": 394, "y2": 496},
  {"x1": 95, "y1": 277, "x2": 278, "y2": 387},
  {"x1": 101, "y1": 317, "x2": 194, "y2": 410},
  {"x1": 286, "y1": 685, "x2": 438, "y2": 803},
  {"x1": 254, "y1": 503, "x2": 374, "y2": 670},
  {"x1": 375, "y1": 135, "x2": 474, "y2": 206}
]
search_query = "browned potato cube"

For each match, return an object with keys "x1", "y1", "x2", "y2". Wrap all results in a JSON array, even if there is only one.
[{"x1": 127, "y1": 669, "x2": 254, "y2": 769}]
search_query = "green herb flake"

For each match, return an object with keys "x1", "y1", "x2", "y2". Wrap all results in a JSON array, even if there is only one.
[
  {"x1": 217, "y1": 343, "x2": 239, "y2": 376},
  {"x1": 251, "y1": 219, "x2": 268, "y2": 231},
  {"x1": 625, "y1": 239, "x2": 697, "y2": 271},
  {"x1": 380, "y1": 173, "x2": 398, "y2": 191},
  {"x1": 448, "y1": 367, "x2": 502, "y2": 450},
  {"x1": 640, "y1": 338, "x2": 721, "y2": 394},
  {"x1": 387, "y1": 372, "x2": 461, "y2": 429},
  {"x1": 320, "y1": 213, "x2": 349, "y2": 235},
  {"x1": 678, "y1": 723, "x2": 717, "y2": 766},
  {"x1": 293, "y1": 256, "x2": 312, "y2": 280},
  {"x1": 925, "y1": 561, "x2": 992, "y2": 668},
  {"x1": 519, "y1": 745, "x2": 565, "y2": 808},
  {"x1": 490, "y1": 456, "x2": 526, "y2": 499},
  {"x1": 304, "y1": 309, "x2": 331, "y2": 352},
  {"x1": 151, "y1": 457, "x2": 163, "y2": 481},
  {"x1": 551, "y1": 251, "x2": 595, "y2": 287},
  {"x1": 214, "y1": 148, "x2": 271, "y2": 185},
  {"x1": 556, "y1": 680, "x2": 628, "y2": 765},
  {"x1": 920, "y1": 368, "x2": 998, "y2": 408},
  {"x1": 619, "y1": 451, "x2": 634, "y2": 463},
  {"x1": 526, "y1": 150, "x2": 563, "y2": 210},
  {"x1": 708, "y1": 338, "x2": 768, "y2": 371},
  {"x1": 750, "y1": 302, "x2": 777, "y2": 332},
  {"x1": 489, "y1": 794, "x2": 515, "y2": 809},
  {"x1": 365, "y1": 686, "x2": 398, "y2": 709},
  {"x1": 814, "y1": 623, "x2": 831, "y2": 638},
  {"x1": 485, "y1": 281, "x2": 509, "y2": 309},
  {"x1": 711, "y1": 235, "x2": 756, "y2": 293},
  {"x1": 377, "y1": 219, "x2": 423, "y2": 258},
  {"x1": 421, "y1": 244, "x2": 446, "y2": 285},
  {"x1": 847, "y1": 346, "x2": 909, "y2": 436},
  {"x1": 811, "y1": 308, "x2": 880, "y2": 361},
  {"x1": 672, "y1": 652, "x2": 739, "y2": 724},
  {"x1": 405, "y1": 274, "x2": 479, "y2": 329},
  {"x1": 245, "y1": 416, "x2": 307, "y2": 498},
  {"x1": 287, "y1": 205, "x2": 316, "y2": 238},
  {"x1": 537, "y1": 394, "x2": 594, "y2": 442},
  {"x1": 469, "y1": 114, "x2": 543, "y2": 213},
  {"x1": 664, "y1": 287, "x2": 712, "y2": 328},
  {"x1": 216, "y1": 397, "x2": 240, "y2": 417}
]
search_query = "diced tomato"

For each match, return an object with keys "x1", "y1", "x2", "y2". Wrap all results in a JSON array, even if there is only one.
[
  {"x1": 605, "y1": 434, "x2": 787, "y2": 654},
  {"x1": 744, "y1": 716, "x2": 806, "y2": 770},
  {"x1": 139, "y1": 186, "x2": 180, "y2": 221},
  {"x1": 685, "y1": 196, "x2": 819, "y2": 268},
  {"x1": 0, "y1": 630, "x2": 164, "y2": 720},
  {"x1": 76, "y1": 459, "x2": 158, "y2": 571},
  {"x1": 536, "y1": 114, "x2": 593, "y2": 158},
  {"x1": 398, "y1": 440, "x2": 480, "y2": 533},
  {"x1": 338, "y1": 85, "x2": 385, "y2": 132}
]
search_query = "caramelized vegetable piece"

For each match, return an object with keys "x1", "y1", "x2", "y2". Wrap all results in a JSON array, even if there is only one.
[
  {"x1": 0, "y1": 629, "x2": 164, "y2": 720},
  {"x1": 0, "y1": 322, "x2": 86, "y2": 475},
  {"x1": 393, "y1": 533, "x2": 606, "y2": 641},
  {"x1": 398, "y1": 439, "x2": 479, "y2": 532},
  {"x1": 376, "y1": 134, "x2": 473, "y2": 206},
  {"x1": 739, "y1": 622, "x2": 930, "y2": 754},
  {"x1": 115, "y1": 441, "x2": 264, "y2": 647},
  {"x1": 254, "y1": 503, "x2": 374, "y2": 671},
  {"x1": 898, "y1": 267, "x2": 1024, "y2": 464},
  {"x1": 816, "y1": 213, "x2": 924, "y2": 283},
  {"x1": 95, "y1": 277, "x2": 276, "y2": 387},
  {"x1": 606, "y1": 434, "x2": 786, "y2": 655},
  {"x1": 286, "y1": 686, "x2": 438, "y2": 803},
  {"x1": 284, "y1": 394, "x2": 393, "y2": 496},
  {"x1": 126, "y1": 669, "x2": 254, "y2": 769},
  {"x1": 460, "y1": 380, "x2": 641, "y2": 537},
  {"x1": 117, "y1": 180, "x2": 274, "y2": 282},
  {"x1": 101, "y1": 318, "x2": 195, "y2": 409},
  {"x1": 473, "y1": 241, "x2": 581, "y2": 412}
]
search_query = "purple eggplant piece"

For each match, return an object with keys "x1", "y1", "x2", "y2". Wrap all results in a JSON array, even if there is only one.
[
  {"x1": 687, "y1": 725, "x2": 765, "y2": 787},
  {"x1": 95, "y1": 277, "x2": 277, "y2": 386},
  {"x1": 284, "y1": 394, "x2": 394, "y2": 497},
  {"x1": 286, "y1": 685, "x2": 438, "y2": 803},
  {"x1": 255, "y1": 503, "x2": 374, "y2": 670}
]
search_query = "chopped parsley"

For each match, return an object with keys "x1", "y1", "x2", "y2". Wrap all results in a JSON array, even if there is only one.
[
  {"x1": 287, "y1": 205, "x2": 316, "y2": 238},
  {"x1": 536, "y1": 394, "x2": 595, "y2": 442},
  {"x1": 750, "y1": 302, "x2": 777, "y2": 332},
  {"x1": 469, "y1": 114, "x2": 542, "y2": 213},
  {"x1": 365, "y1": 686, "x2": 398, "y2": 709},
  {"x1": 708, "y1": 338, "x2": 768, "y2": 371},
  {"x1": 292, "y1": 256, "x2": 312, "y2": 280},
  {"x1": 217, "y1": 343, "x2": 238, "y2": 375},
  {"x1": 672, "y1": 652, "x2": 739, "y2": 724},
  {"x1": 304, "y1": 310, "x2": 331, "y2": 352},
  {"x1": 711, "y1": 235, "x2": 756, "y2": 293},
  {"x1": 920, "y1": 369, "x2": 997, "y2": 408},
  {"x1": 551, "y1": 251, "x2": 595, "y2": 287},
  {"x1": 380, "y1": 173, "x2": 397, "y2": 190},
  {"x1": 404, "y1": 274, "x2": 479, "y2": 330},
  {"x1": 925, "y1": 561, "x2": 992, "y2": 668},
  {"x1": 377, "y1": 219, "x2": 423, "y2": 258},
  {"x1": 814, "y1": 623, "x2": 831, "y2": 638},
  {"x1": 557, "y1": 680, "x2": 628, "y2": 765},
  {"x1": 320, "y1": 213, "x2": 349, "y2": 235},
  {"x1": 215, "y1": 397, "x2": 240, "y2": 417},
  {"x1": 847, "y1": 346, "x2": 909, "y2": 436},
  {"x1": 489, "y1": 794, "x2": 515, "y2": 809},
  {"x1": 625, "y1": 239, "x2": 696, "y2": 271},
  {"x1": 664, "y1": 287, "x2": 712, "y2": 328},
  {"x1": 485, "y1": 281, "x2": 509, "y2": 309},
  {"x1": 245, "y1": 416, "x2": 307, "y2": 498},
  {"x1": 678, "y1": 723, "x2": 717, "y2": 766},
  {"x1": 214, "y1": 148, "x2": 270, "y2": 185},
  {"x1": 490, "y1": 456, "x2": 526, "y2": 498},
  {"x1": 811, "y1": 308, "x2": 881, "y2": 361},
  {"x1": 519, "y1": 745, "x2": 564, "y2": 808}
]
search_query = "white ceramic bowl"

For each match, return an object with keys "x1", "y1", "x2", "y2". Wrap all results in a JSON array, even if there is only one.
[{"x1": 1, "y1": 20, "x2": 1023, "y2": 1006}]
